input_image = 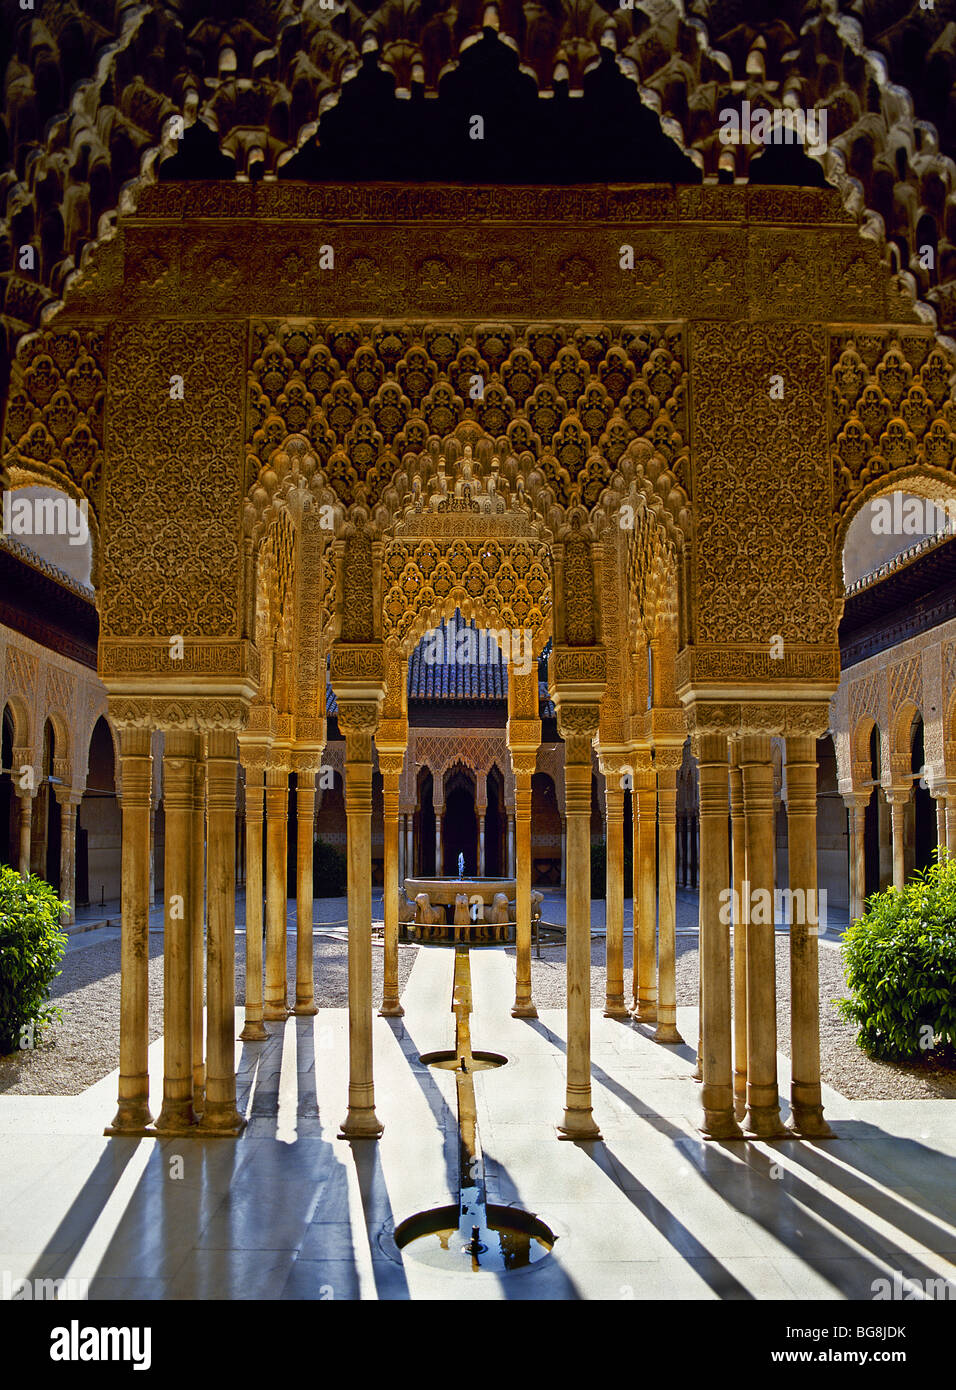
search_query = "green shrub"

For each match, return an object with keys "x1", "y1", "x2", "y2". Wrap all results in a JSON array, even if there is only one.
[
  {"x1": 0, "y1": 866, "x2": 68, "y2": 1056},
  {"x1": 312, "y1": 839, "x2": 347, "y2": 897},
  {"x1": 837, "y1": 850, "x2": 956, "y2": 1063}
]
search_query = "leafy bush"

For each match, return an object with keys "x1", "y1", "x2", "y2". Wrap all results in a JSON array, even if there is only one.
[
  {"x1": 312, "y1": 839, "x2": 347, "y2": 897},
  {"x1": 0, "y1": 866, "x2": 68, "y2": 1056},
  {"x1": 837, "y1": 851, "x2": 956, "y2": 1063}
]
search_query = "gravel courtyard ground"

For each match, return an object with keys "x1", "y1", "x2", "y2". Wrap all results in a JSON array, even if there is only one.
[
  {"x1": 0, "y1": 897, "x2": 418, "y2": 1097},
  {"x1": 5, "y1": 889, "x2": 954, "y2": 1103},
  {"x1": 510, "y1": 898, "x2": 956, "y2": 1102}
]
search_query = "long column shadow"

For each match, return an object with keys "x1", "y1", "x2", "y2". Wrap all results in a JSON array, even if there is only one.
[{"x1": 524, "y1": 1015, "x2": 954, "y2": 1297}]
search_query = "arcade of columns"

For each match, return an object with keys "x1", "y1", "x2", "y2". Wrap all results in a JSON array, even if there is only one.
[{"x1": 4, "y1": 181, "x2": 956, "y2": 1144}]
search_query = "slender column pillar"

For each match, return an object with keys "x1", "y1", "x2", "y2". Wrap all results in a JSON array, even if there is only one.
[
  {"x1": 508, "y1": 813, "x2": 515, "y2": 876},
  {"x1": 557, "y1": 709, "x2": 601, "y2": 1140},
  {"x1": 655, "y1": 749, "x2": 683, "y2": 1043},
  {"x1": 511, "y1": 755, "x2": 538, "y2": 1018},
  {"x1": 202, "y1": 728, "x2": 244, "y2": 1133},
  {"x1": 935, "y1": 794, "x2": 947, "y2": 850},
  {"x1": 559, "y1": 815, "x2": 567, "y2": 887},
  {"x1": 633, "y1": 760, "x2": 658, "y2": 1022},
  {"x1": 434, "y1": 808, "x2": 443, "y2": 877},
  {"x1": 740, "y1": 734, "x2": 786, "y2": 1138},
  {"x1": 17, "y1": 791, "x2": 34, "y2": 878},
  {"x1": 697, "y1": 732, "x2": 742, "y2": 1139},
  {"x1": 887, "y1": 789, "x2": 908, "y2": 889},
  {"x1": 785, "y1": 734, "x2": 832, "y2": 1138},
  {"x1": 337, "y1": 701, "x2": 384, "y2": 1139},
  {"x1": 190, "y1": 757, "x2": 205, "y2": 1109},
  {"x1": 155, "y1": 729, "x2": 198, "y2": 1133},
  {"x1": 406, "y1": 814, "x2": 414, "y2": 881},
  {"x1": 239, "y1": 761, "x2": 267, "y2": 1040},
  {"x1": 398, "y1": 814, "x2": 405, "y2": 883},
  {"x1": 294, "y1": 764, "x2": 318, "y2": 1015},
  {"x1": 946, "y1": 793, "x2": 956, "y2": 855},
  {"x1": 844, "y1": 793, "x2": 868, "y2": 923},
  {"x1": 263, "y1": 765, "x2": 289, "y2": 1020},
  {"x1": 729, "y1": 745, "x2": 747, "y2": 1106},
  {"x1": 107, "y1": 727, "x2": 153, "y2": 1133},
  {"x1": 478, "y1": 809, "x2": 486, "y2": 875},
  {"x1": 379, "y1": 753, "x2": 405, "y2": 1018},
  {"x1": 691, "y1": 817, "x2": 699, "y2": 888},
  {"x1": 602, "y1": 769, "x2": 628, "y2": 1018},
  {"x1": 55, "y1": 792, "x2": 80, "y2": 925}
]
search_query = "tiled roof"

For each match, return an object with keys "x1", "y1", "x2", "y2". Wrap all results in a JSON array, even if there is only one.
[
  {"x1": 325, "y1": 619, "x2": 556, "y2": 717},
  {"x1": 408, "y1": 617, "x2": 507, "y2": 702}
]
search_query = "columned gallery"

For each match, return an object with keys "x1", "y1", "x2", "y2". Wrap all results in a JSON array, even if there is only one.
[{"x1": 2, "y1": 0, "x2": 956, "y2": 1313}]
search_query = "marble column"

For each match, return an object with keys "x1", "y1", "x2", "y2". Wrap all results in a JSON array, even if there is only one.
[
  {"x1": 55, "y1": 791, "x2": 80, "y2": 925},
  {"x1": 655, "y1": 749, "x2": 683, "y2": 1044},
  {"x1": 740, "y1": 734, "x2": 786, "y2": 1138},
  {"x1": 785, "y1": 735, "x2": 832, "y2": 1138},
  {"x1": 406, "y1": 814, "x2": 414, "y2": 880},
  {"x1": 190, "y1": 757, "x2": 205, "y2": 1109},
  {"x1": 337, "y1": 701, "x2": 384, "y2": 1139},
  {"x1": 511, "y1": 754, "x2": 538, "y2": 1019},
  {"x1": 17, "y1": 791, "x2": 34, "y2": 878},
  {"x1": 729, "y1": 745, "x2": 747, "y2": 1106},
  {"x1": 239, "y1": 761, "x2": 268, "y2": 1041},
  {"x1": 946, "y1": 794, "x2": 956, "y2": 856},
  {"x1": 602, "y1": 770, "x2": 628, "y2": 1018},
  {"x1": 845, "y1": 793, "x2": 869, "y2": 923},
  {"x1": 633, "y1": 760, "x2": 658, "y2": 1022},
  {"x1": 886, "y1": 788, "x2": 908, "y2": 890},
  {"x1": 155, "y1": 729, "x2": 198, "y2": 1133},
  {"x1": 558, "y1": 711, "x2": 601, "y2": 1140},
  {"x1": 107, "y1": 727, "x2": 153, "y2": 1133},
  {"x1": 507, "y1": 811, "x2": 515, "y2": 877},
  {"x1": 934, "y1": 794, "x2": 947, "y2": 851},
  {"x1": 697, "y1": 732, "x2": 741, "y2": 1139},
  {"x1": 379, "y1": 753, "x2": 405, "y2": 1018},
  {"x1": 294, "y1": 764, "x2": 318, "y2": 1015},
  {"x1": 263, "y1": 764, "x2": 289, "y2": 1020},
  {"x1": 434, "y1": 807, "x2": 443, "y2": 877},
  {"x1": 202, "y1": 728, "x2": 244, "y2": 1133},
  {"x1": 477, "y1": 808, "x2": 486, "y2": 875},
  {"x1": 398, "y1": 813, "x2": 406, "y2": 883},
  {"x1": 559, "y1": 815, "x2": 567, "y2": 887}
]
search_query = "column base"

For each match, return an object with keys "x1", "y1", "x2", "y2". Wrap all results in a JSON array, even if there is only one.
[
  {"x1": 197, "y1": 1103, "x2": 247, "y2": 1137},
  {"x1": 743, "y1": 1105, "x2": 789, "y2": 1139},
  {"x1": 105, "y1": 1098, "x2": 153, "y2": 1135},
  {"x1": 293, "y1": 1001, "x2": 319, "y2": 1016},
  {"x1": 239, "y1": 1019, "x2": 269, "y2": 1041},
  {"x1": 262, "y1": 1004, "x2": 289, "y2": 1021},
  {"x1": 338, "y1": 1108, "x2": 385, "y2": 1141},
  {"x1": 654, "y1": 1023, "x2": 685, "y2": 1045},
  {"x1": 511, "y1": 1000, "x2": 539, "y2": 1019},
  {"x1": 603, "y1": 996, "x2": 630, "y2": 1020},
  {"x1": 154, "y1": 1100, "x2": 198, "y2": 1134},
  {"x1": 787, "y1": 1105, "x2": 835, "y2": 1140},
  {"x1": 379, "y1": 1001, "x2": 405, "y2": 1018},
  {"x1": 557, "y1": 1109, "x2": 602, "y2": 1142},
  {"x1": 632, "y1": 1002, "x2": 657, "y2": 1024},
  {"x1": 700, "y1": 1108, "x2": 745, "y2": 1141}
]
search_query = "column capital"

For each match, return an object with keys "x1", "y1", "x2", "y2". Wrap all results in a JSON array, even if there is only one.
[
  {"x1": 337, "y1": 701, "x2": 382, "y2": 761},
  {"x1": 377, "y1": 750, "x2": 406, "y2": 780},
  {"x1": 509, "y1": 748, "x2": 538, "y2": 779},
  {"x1": 555, "y1": 702, "x2": 600, "y2": 763}
]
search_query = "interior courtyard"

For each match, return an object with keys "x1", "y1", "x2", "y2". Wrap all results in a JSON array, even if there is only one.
[{"x1": 1, "y1": 0, "x2": 956, "y2": 1321}]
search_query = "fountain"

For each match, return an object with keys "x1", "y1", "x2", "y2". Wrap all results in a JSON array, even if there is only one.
[{"x1": 386, "y1": 945, "x2": 555, "y2": 1274}]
